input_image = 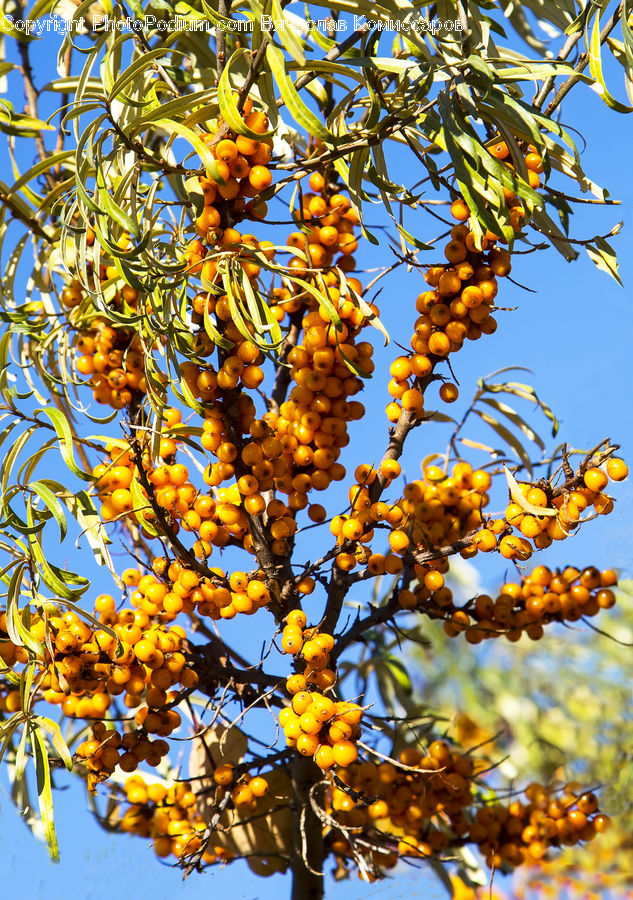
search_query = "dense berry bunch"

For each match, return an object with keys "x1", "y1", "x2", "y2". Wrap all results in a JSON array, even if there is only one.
[
  {"x1": 63, "y1": 230, "x2": 158, "y2": 410},
  {"x1": 118, "y1": 776, "x2": 213, "y2": 861},
  {"x1": 329, "y1": 739, "x2": 476, "y2": 864},
  {"x1": 331, "y1": 459, "x2": 491, "y2": 576},
  {"x1": 469, "y1": 782, "x2": 611, "y2": 870},
  {"x1": 0, "y1": 585, "x2": 197, "y2": 791},
  {"x1": 74, "y1": 318, "x2": 147, "y2": 409},
  {"x1": 443, "y1": 565, "x2": 618, "y2": 643},
  {"x1": 124, "y1": 552, "x2": 271, "y2": 625},
  {"x1": 115, "y1": 765, "x2": 276, "y2": 866},
  {"x1": 385, "y1": 217, "x2": 511, "y2": 422},
  {"x1": 181, "y1": 100, "x2": 276, "y2": 304},
  {"x1": 327, "y1": 745, "x2": 609, "y2": 877},
  {"x1": 195, "y1": 100, "x2": 273, "y2": 234},
  {"x1": 385, "y1": 143, "x2": 543, "y2": 422},
  {"x1": 285, "y1": 171, "x2": 361, "y2": 277},
  {"x1": 279, "y1": 610, "x2": 363, "y2": 768},
  {"x1": 474, "y1": 457, "x2": 627, "y2": 561}
]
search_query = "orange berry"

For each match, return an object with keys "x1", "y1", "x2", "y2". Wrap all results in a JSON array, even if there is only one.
[
  {"x1": 215, "y1": 139, "x2": 238, "y2": 162},
  {"x1": 286, "y1": 674, "x2": 307, "y2": 695},
  {"x1": 213, "y1": 763, "x2": 234, "y2": 785},
  {"x1": 308, "y1": 172, "x2": 325, "y2": 192},
  {"x1": 248, "y1": 165, "x2": 272, "y2": 191},
  {"x1": 439, "y1": 383, "x2": 459, "y2": 403},
  {"x1": 332, "y1": 740, "x2": 358, "y2": 766},
  {"x1": 380, "y1": 459, "x2": 401, "y2": 480},
  {"x1": 315, "y1": 745, "x2": 335, "y2": 769},
  {"x1": 525, "y1": 152, "x2": 543, "y2": 173},
  {"x1": 248, "y1": 776, "x2": 269, "y2": 797},
  {"x1": 401, "y1": 389, "x2": 424, "y2": 413},
  {"x1": 428, "y1": 332, "x2": 450, "y2": 356},
  {"x1": 489, "y1": 140, "x2": 509, "y2": 159},
  {"x1": 385, "y1": 402, "x2": 402, "y2": 423},
  {"x1": 281, "y1": 632, "x2": 303, "y2": 654},
  {"x1": 606, "y1": 458, "x2": 628, "y2": 481},
  {"x1": 287, "y1": 609, "x2": 307, "y2": 629},
  {"x1": 388, "y1": 530, "x2": 410, "y2": 553},
  {"x1": 583, "y1": 467, "x2": 608, "y2": 492},
  {"x1": 450, "y1": 198, "x2": 469, "y2": 221},
  {"x1": 296, "y1": 733, "x2": 320, "y2": 756}
]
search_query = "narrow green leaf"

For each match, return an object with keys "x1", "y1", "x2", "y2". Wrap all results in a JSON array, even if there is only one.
[
  {"x1": 31, "y1": 725, "x2": 60, "y2": 862},
  {"x1": 6, "y1": 563, "x2": 45, "y2": 656},
  {"x1": 478, "y1": 397, "x2": 545, "y2": 452},
  {"x1": 66, "y1": 491, "x2": 122, "y2": 587},
  {"x1": 382, "y1": 654, "x2": 412, "y2": 696},
  {"x1": 130, "y1": 473, "x2": 159, "y2": 537},
  {"x1": 0, "y1": 426, "x2": 37, "y2": 513},
  {"x1": 30, "y1": 481, "x2": 68, "y2": 543},
  {"x1": 33, "y1": 717, "x2": 73, "y2": 772},
  {"x1": 270, "y1": 0, "x2": 306, "y2": 65},
  {"x1": 339, "y1": 271, "x2": 389, "y2": 346},
  {"x1": 530, "y1": 207, "x2": 578, "y2": 261},
  {"x1": 108, "y1": 47, "x2": 182, "y2": 101},
  {"x1": 27, "y1": 517, "x2": 89, "y2": 600},
  {"x1": 585, "y1": 235, "x2": 623, "y2": 285},
  {"x1": 240, "y1": 270, "x2": 283, "y2": 352},
  {"x1": 14, "y1": 720, "x2": 29, "y2": 782},
  {"x1": 154, "y1": 118, "x2": 225, "y2": 183},
  {"x1": 474, "y1": 408, "x2": 533, "y2": 474},
  {"x1": 266, "y1": 44, "x2": 331, "y2": 142},
  {"x1": 481, "y1": 380, "x2": 559, "y2": 437},
  {"x1": 589, "y1": 11, "x2": 633, "y2": 113},
  {"x1": 36, "y1": 408, "x2": 92, "y2": 481}
]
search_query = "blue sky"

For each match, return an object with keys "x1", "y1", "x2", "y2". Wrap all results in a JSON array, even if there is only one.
[{"x1": 0, "y1": 10, "x2": 631, "y2": 900}]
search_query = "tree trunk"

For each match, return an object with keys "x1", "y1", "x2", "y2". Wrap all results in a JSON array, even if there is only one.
[{"x1": 290, "y1": 754, "x2": 325, "y2": 900}]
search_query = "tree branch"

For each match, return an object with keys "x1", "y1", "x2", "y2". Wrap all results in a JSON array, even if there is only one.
[
  {"x1": 541, "y1": 2, "x2": 624, "y2": 117},
  {"x1": 290, "y1": 755, "x2": 324, "y2": 900}
]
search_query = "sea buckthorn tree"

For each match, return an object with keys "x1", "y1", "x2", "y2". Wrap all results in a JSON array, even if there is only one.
[{"x1": 0, "y1": 0, "x2": 630, "y2": 898}]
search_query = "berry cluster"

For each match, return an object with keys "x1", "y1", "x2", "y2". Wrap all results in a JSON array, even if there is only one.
[
  {"x1": 474, "y1": 458, "x2": 628, "y2": 560},
  {"x1": 385, "y1": 143, "x2": 543, "y2": 423},
  {"x1": 117, "y1": 766, "x2": 271, "y2": 864},
  {"x1": 286, "y1": 171, "x2": 360, "y2": 276},
  {"x1": 327, "y1": 745, "x2": 610, "y2": 877},
  {"x1": 279, "y1": 610, "x2": 362, "y2": 768},
  {"x1": 280, "y1": 692, "x2": 362, "y2": 769},
  {"x1": 75, "y1": 720, "x2": 171, "y2": 791},
  {"x1": 329, "y1": 741, "x2": 475, "y2": 862},
  {"x1": 68, "y1": 165, "x2": 378, "y2": 587},
  {"x1": 331, "y1": 460, "x2": 491, "y2": 575},
  {"x1": 182, "y1": 99, "x2": 276, "y2": 289},
  {"x1": 385, "y1": 220, "x2": 507, "y2": 423},
  {"x1": 64, "y1": 231, "x2": 157, "y2": 411},
  {"x1": 442, "y1": 565, "x2": 618, "y2": 643},
  {"x1": 470, "y1": 782, "x2": 611, "y2": 870},
  {"x1": 75, "y1": 322, "x2": 146, "y2": 409},
  {"x1": 195, "y1": 100, "x2": 273, "y2": 236},
  {"x1": 128, "y1": 554, "x2": 272, "y2": 623},
  {"x1": 0, "y1": 588, "x2": 198, "y2": 791},
  {"x1": 181, "y1": 324, "x2": 266, "y2": 405},
  {"x1": 119, "y1": 776, "x2": 214, "y2": 861}
]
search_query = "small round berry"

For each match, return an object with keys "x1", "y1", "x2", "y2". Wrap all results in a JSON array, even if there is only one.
[{"x1": 584, "y1": 467, "x2": 608, "y2": 492}]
